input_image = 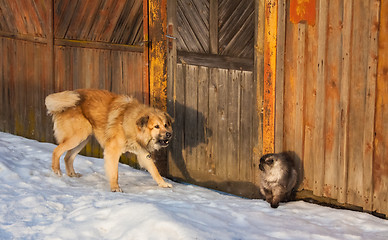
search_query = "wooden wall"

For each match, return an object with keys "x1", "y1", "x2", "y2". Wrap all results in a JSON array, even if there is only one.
[
  {"x1": 276, "y1": 0, "x2": 388, "y2": 215},
  {"x1": 0, "y1": 0, "x2": 145, "y2": 162},
  {"x1": 167, "y1": 0, "x2": 260, "y2": 197}
]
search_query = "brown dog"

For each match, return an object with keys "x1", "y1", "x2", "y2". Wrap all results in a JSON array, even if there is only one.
[{"x1": 45, "y1": 89, "x2": 173, "y2": 192}]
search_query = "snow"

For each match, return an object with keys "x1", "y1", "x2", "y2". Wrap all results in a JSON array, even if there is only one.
[{"x1": 0, "y1": 132, "x2": 387, "y2": 240}]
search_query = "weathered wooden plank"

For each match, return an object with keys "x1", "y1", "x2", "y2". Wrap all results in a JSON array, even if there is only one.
[
  {"x1": 176, "y1": 0, "x2": 209, "y2": 53},
  {"x1": 208, "y1": 68, "x2": 219, "y2": 176},
  {"x1": 54, "y1": 0, "x2": 78, "y2": 38},
  {"x1": 34, "y1": 0, "x2": 49, "y2": 37},
  {"x1": 274, "y1": 0, "x2": 286, "y2": 153},
  {"x1": 110, "y1": 0, "x2": 142, "y2": 44},
  {"x1": 337, "y1": 0, "x2": 353, "y2": 204},
  {"x1": 0, "y1": 1, "x2": 10, "y2": 33},
  {"x1": 347, "y1": 0, "x2": 371, "y2": 208},
  {"x1": 239, "y1": 71, "x2": 253, "y2": 181},
  {"x1": 21, "y1": 0, "x2": 45, "y2": 37},
  {"x1": 361, "y1": 0, "x2": 380, "y2": 212},
  {"x1": 263, "y1": 0, "x2": 277, "y2": 154},
  {"x1": 169, "y1": 64, "x2": 188, "y2": 180},
  {"x1": 219, "y1": 0, "x2": 254, "y2": 58},
  {"x1": 184, "y1": 65, "x2": 198, "y2": 172},
  {"x1": 282, "y1": 14, "x2": 296, "y2": 155},
  {"x1": 99, "y1": 0, "x2": 127, "y2": 43},
  {"x1": 15, "y1": 41, "x2": 26, "y2": 136},
  {"x1": 149, "y1": 0, "x2": 167, "y2": 111},
  {"x1": 302, "y1": 17, "x2": 318, "y2": 191},
  {"x1": 226, "y1": 70, "x2": 240, "y2": 180},
  {"x1": 196, "y1": 66, "x2": 209, "y2": 173},
  {"x1": 216, "y1": 68, "x2": 228, "y2": 178},
  {"x1": 25, "y1": 41, "x2": 35, "y2": 139},
  {"x1": 294, "y1": 22, "x2": 305, "y2": 186},
  {"x1": 253, "y1": 0, "x2": 264, "y2": 186},
  {"x1": 323, "y1": 0, "x2": 342, "y2": 200},
  {"x1": 209, "y1": 0, "x2": 218, "y2": 54},
  {"x1": 143, "y1": 0, "x2": 150, "y2": 104},
  {"x1": 374, "y1": 0, "x2": 388, "y2": 215},
  {"x1": 8, "y1": 0, "x2": 27, "y2": 34},
  {"x1": 55, "y1": 39, "x2": 143, "y2": 52},
  {"x1": 178, "y1": 51, "x2": 253, "y2": 71},
  {"x1": 313, "y1": 0, "x2": 328, "y2": 197}
]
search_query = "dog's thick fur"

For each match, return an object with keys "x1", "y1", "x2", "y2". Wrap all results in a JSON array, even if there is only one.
[
  {"x1": 259, "y1": 153, "x2": 297, "y2": 208},
  {"x1": 45, "y1": 89, "x2": 173, "y2": 192}
]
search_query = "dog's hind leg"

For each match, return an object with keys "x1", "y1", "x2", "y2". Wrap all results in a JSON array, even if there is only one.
[
  {"x1": 64, "y1": 136, "x2": 90, "y2": 177},
  {"x1": 52, "y1": 135, "x2": 90, "y2": 176}
]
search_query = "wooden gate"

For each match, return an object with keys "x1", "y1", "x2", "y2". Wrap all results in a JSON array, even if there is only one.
[{"x1": 166, "y1": 0, "x2": 261, "y2": 197}]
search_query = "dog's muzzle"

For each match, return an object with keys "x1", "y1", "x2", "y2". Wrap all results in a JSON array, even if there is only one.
[{"x1": 157, "y1": 132, "x2": 172, "y2": 147}]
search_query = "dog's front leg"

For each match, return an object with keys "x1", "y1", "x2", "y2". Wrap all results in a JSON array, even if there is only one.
[
  {"x1": 137, "y1": 151, "x2": 172, "y2": 188},
  {"x1": 104, "y1": 142, "x2": 124, "y2": 192}
]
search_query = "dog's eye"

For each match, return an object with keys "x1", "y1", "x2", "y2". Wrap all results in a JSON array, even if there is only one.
[
  {"x1": 164, "y1": 124, "x2": 168, "y2": 128},
  {"x1": 155, "y1": 125, "x2": 160, "y2": 129},
  {"x1": 267, "y1": 159, "x2": 274, "y2": 164}
]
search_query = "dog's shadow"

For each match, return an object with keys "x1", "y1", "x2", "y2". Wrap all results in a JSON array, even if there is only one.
[{"x1": 166, "y1": 100, "x2": 212, "y2": 183}]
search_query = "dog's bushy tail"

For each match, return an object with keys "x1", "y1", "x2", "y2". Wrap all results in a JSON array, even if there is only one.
[{"x1": 45, "y1": 91, "x2": 80, "y2": 114}]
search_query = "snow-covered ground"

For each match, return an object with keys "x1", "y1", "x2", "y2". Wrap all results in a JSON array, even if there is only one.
[{"x1": 0, "y1": 132, "x2": 387, "y2": 240}]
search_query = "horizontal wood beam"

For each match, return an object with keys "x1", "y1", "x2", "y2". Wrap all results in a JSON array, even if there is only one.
[
  {"x1": 0, "y1": 31, "x2": 47, "y2": 44},
  {"x1": 177, "y1": 51, "x2": 253, "y2": 71},
  {"x1": 0, "y1": 31, "x2": 143, "y2": 52},
  {"x1": 54, "y1": 39, "x2": 143, "y2": 52}
]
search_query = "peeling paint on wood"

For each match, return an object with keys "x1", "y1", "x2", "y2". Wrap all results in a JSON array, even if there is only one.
[{"x1": 263, "y1": 0, "x2": 277, "y2": 154}]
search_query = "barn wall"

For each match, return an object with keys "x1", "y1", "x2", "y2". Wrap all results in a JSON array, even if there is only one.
[
  {"x1": 0, "y1": 0, "x2": 145, "y2": 163},
  {"x1": 276, "y1": 0, "x2": 387, "y2": 215}
]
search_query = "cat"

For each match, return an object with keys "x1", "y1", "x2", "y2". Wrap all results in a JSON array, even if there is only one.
[{"x1": 259, "y1": 152, "x2": 298, "y2": 208}]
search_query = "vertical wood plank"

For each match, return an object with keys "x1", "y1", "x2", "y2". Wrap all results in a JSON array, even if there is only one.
[
  {"x1": 226, "y1": 70, "x2": 240, "y2": 180},
  {"x1": 208, "y1": 68, "x2": 219, "y2": 176},
  {"x1": 274, "y1": 0, "x2": 286, "y2": 153},
  {"x1": 374, "y1": 0, "x2": 388, "y2": 215},
  {"x1": 338, "y1": 0, "x2": 353, "y2": 204},
  {"x1": 216, "y1": 69, "x2": 228, "y2": 178},
  {"x1": 323, "y1": 0, "x2": 342, "y2": 200},
  {"x1": 209, "y1": 0, "x2": 218, "y2": 54},
  {"x1": 294, "y1": 22, "x2": 305, "y2": 190},
  {"x1": 197, "y1": 66, "x2": 209, "y2": 173},
  {"x1": 254, "y1": 0, "x2": 265, "y2": 186},
  {"x1": 362, "y1": 0, "x2": 380, "y2": 211},
  {"x1": 149, "y1": 0, "x2": 167, "y2": 111},
  {"x1": 143, "y1": 0, "x2": 150, "y2": 104},
  {"x1": 313, "y1": 0, "x2": 328, "y2": 197},
  {"x1": 347, "y1": 0, "x2": 370, "y2": 208},
  {"x1": 302, "y1": 3, "x2": 318, "y2": 192},
  {"x1": 282, "y1": 11, "x2": 296, "y2": 155},
  {"x1": 263, "y1": 0, "x2": 277, "y2": 154},
  {"x1": 184, "y1": 65, "x2": 198, "y2": 172},
  {"x1": 239, "y1": 71, "x2": 254, "y2": 181}
]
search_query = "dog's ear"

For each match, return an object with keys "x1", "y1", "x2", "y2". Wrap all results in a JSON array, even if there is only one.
[
  {"x1": 164, "y1": 112, "x2": 174, "y2": 125},
  {"x1": 136, "y1": 115, "x2": 149, "y2": 129}
]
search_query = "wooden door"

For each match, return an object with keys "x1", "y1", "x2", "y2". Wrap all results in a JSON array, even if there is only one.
[{"x1": 166, "y1": 0, "x2": 261, "y2": 198}]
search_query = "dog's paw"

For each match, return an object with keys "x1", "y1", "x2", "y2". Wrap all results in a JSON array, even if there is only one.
[
  {"x1": 158, "y1": 181, "x2": 172, "y2": 188},
  {"x1": 111, "y1": 187, "x2": 123, "y2": 193},
  {"x1": 68, "y1": 172, "x2": 82, "y2": 178},
  {"x1": 52, "y1": 169, "x2": 62, "y2": 176}
]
